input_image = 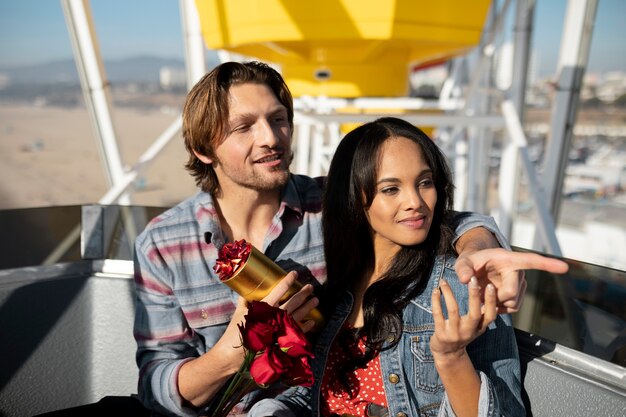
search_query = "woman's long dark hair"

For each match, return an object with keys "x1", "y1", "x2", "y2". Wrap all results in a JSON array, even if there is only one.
[{"x1": 322, "y1": 117, "x2": 456, "y2": 376}]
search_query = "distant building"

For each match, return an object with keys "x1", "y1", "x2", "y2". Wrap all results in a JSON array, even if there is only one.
[
  {"x1": 580, "y1": 72, "x2": 599, "y2": 102},
  {"x1": 0, "y1": 73, "x2": 9, "y2": 90},
  {"x1": 159, "y1": 67, "x2": 186, "y2": 90},
  {"x1": 596, "y1": 71, "x2": 626, "y2": 103},
  {"x1": 565, "y1": 147, "x2": 626, "y2": 197},
  {"x1": 526, "y1": 77, "x2": 553, "y2": 108}
]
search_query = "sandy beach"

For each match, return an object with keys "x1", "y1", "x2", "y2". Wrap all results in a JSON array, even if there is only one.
[{"x1": 0, "y1": 104, "x2": 197, "y2": 210}]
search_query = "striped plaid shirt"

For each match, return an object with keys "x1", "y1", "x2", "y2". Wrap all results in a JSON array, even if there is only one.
[
  {"x1": 133, "y1": 174, "x2": 326, "y2": 416},
  {"x1": 133, "y1": 174, "x2": 506, "y2": 416}
]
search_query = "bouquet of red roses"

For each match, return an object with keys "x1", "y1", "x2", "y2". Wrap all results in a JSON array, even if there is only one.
[{"x1": 210, "y1": 301, "x2": 314, "y2": 417}]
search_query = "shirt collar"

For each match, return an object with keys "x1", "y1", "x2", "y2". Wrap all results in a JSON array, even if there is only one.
[
  {"x1": 279, "y1": 174, "x2": 304, "y2": 218},
  {"x1": 192, "y1": 174, "x2": 304, "y2": 245}
]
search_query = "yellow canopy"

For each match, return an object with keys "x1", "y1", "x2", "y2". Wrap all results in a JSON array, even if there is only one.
[{"x1": 195, "y1": 0, "x2": 491, "y2": 97}]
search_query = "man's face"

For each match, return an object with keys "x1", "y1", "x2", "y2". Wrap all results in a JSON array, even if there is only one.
[{"x1": 205, "y1": 83, "x2": 293, "y2": 194}]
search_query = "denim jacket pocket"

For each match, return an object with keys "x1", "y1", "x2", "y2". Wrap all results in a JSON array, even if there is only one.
[{"x1": 409, "y1": 329, "x2": 444, "y2": 394}]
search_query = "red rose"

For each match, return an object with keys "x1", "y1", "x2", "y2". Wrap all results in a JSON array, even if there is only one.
[
  {"x1": 237, "y1": 301, "x2": 315, "y2": 388},
  {"x1": 277, "y1": 312, "x2": 313, "y2": 358},
  {"x1": 240, "y1": 301, "x2": 281, "y2": 352},
  {"x1": 281, "y1": 355, "x2": 314, "y2": 387},
  {"x1": 213, "y1": 300, "x2": 314, "y2": 417},
  {"x1": 249, "y1": 346, "x2": 292, "y2": 385}
]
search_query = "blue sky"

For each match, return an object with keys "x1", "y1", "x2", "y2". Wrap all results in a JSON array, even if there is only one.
[{"x1": 0, "y1": 0, "x2": 624, "y2": 76}]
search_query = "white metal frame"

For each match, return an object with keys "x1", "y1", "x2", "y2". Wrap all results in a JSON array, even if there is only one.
[{"x1": 498, "y1": 0, "x2": 536, "y2": 239}]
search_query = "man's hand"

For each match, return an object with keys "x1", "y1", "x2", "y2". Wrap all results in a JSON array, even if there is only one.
[
  {"x1": 225, "y1": 271, "x2": 319, "y2": 353},
  {"x1": 178, "y1": 272, "x2": 319, "y2": 407},
  {"x1": 455, "y1": 248, "x2": 569, "y2": 314},
  {"x1": 214, "y1": 272, "x2": 317, "y2": 368},
  {"x1": 262, "y1": 271, "x2": 320, "y2": 333}
]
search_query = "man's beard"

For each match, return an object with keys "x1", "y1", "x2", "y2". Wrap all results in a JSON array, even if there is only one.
[{"x1": 215, "y1": 149, "x2": 294, "y2": 193}]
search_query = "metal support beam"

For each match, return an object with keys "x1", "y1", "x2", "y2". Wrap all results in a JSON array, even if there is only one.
[
  {"x1": 293, "y1": 112, "x2": 505, "y2": 128},
  {"x1": 294, "y1": 123, "x2": 311, "y2": 175},
  {"x1": 60, "y1": 0, "x2": 127, "y2": 202},
  {"x1": 460, "y1": 0, "x2": 509, "y2": 212},
  {"x1": 534, "y1": 0, "x2": 598, "y2": 251},
  {"x1": 498, "y1": 0, "x2": 536, "y2": 239},
  {"x1": 462, "y1": 0, "x2": 512, "y2": 110},
  {"x1": 510, "y1": 0, "x2": 535, "y2": 115},
  {"x1": 454, "y1": 130, "x2": 469, "y2": 211},
  {"x1": 99, "y1": 117, "x2": 183, "y2": 205},
  {"x1": 438, "y1": 59, "x2": 469, "y2": 210},
  {"x1": 467, "y1": 1, "x2": 499, "y2": 214},
  {"x1": 179, "y1": 0, "x2": 207, "y2": 89},
  {"x1": 310, "y1": 124, "x2": 326, "y2": 178},
  {"x1": 502, "y1": 101, "x2": 562, "y2": 256},
  {"x1": 466, "y1": 126, "x2": 491, "y2": 213},
  {"x1": 541, "y1": 0, "x2": 598, "y2": 220}
]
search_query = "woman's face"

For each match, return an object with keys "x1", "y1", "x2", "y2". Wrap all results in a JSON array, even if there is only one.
[{"x1": 365, "y1": 136, "x2": 438, "y2": 255}]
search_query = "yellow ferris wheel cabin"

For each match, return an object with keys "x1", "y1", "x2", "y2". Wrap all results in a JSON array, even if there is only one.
[{"x1": 195, "y1": 0, "x2": 492, "y2": 97}]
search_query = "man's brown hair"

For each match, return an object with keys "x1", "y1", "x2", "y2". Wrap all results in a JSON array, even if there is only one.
[{"x1": 182, "y1": 61, "x2": 294, "y2": 195}]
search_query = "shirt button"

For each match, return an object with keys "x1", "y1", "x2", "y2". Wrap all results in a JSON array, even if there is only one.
[
  {"x1": 388, "y1": 373, "x2": 400, "y2": 384},
  {"x1": 396, "y1": 413, "x2": 408, "y2": 417}
]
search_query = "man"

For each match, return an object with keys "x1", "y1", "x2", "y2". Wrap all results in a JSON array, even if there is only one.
[{"x1": 133, "y1": 61, "x2": 567, "y2": 416}]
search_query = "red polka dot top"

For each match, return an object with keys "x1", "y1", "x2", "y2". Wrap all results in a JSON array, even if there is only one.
[{"x1": 320, "y1": 326, "x2": 388, "y2": 417}]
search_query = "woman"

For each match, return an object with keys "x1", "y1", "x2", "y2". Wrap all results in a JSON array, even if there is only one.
[{"x1": 250, "y1": 117, "x2": 524, "y2": 417}]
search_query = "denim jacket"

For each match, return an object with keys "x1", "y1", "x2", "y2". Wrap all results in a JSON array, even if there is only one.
[{"x1": 249, "y1": 255, "x2": 525, "y2": 417}]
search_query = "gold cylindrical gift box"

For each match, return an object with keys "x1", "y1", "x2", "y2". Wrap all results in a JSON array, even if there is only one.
[{"x1": 221, "y1": 246, "x2": 325, "y2": 329}]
